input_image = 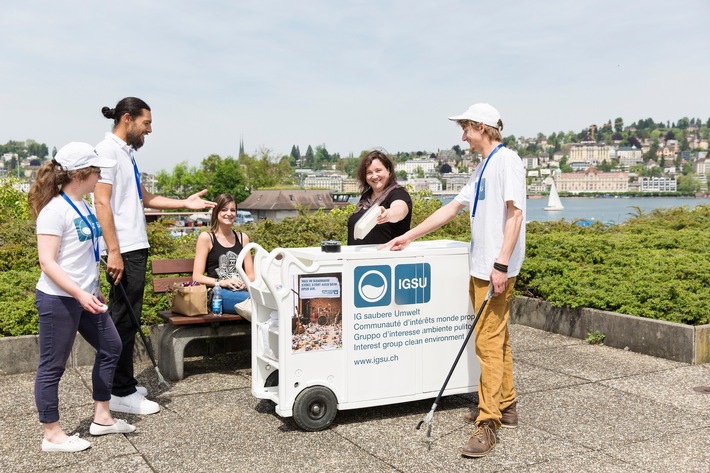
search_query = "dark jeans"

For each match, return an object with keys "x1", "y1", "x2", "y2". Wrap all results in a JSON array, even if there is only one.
[
  {"x1": 34, "y1": 290, "x2": 121, "y2": 424},
  {"x1": 107, "y1": 248, "x2": 148, "y2": 397}
]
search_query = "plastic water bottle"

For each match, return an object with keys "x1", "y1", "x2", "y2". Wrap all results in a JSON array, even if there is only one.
[{"x1": 212, "y1": 284, "x2": 223, "y2": 316}]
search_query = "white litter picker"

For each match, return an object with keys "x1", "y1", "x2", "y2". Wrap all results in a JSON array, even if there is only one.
[{"x1": 236, "y1": 240, "x2": 480, "y2": 431}]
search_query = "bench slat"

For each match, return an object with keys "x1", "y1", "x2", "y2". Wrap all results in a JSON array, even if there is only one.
[
  {"x1": 153, "y1": 276, "x2": 194, "y2": 294},
  {"x1": 152, "y1": 258, "x2": 195, "y2": 275},
  {"x1": 157, "y1": 310, "x2": 244, "y2": 325}
]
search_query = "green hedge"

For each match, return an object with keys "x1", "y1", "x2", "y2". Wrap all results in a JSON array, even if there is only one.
[{"x1": 1, "y1": 178, "x2": 708, "y2": 336}]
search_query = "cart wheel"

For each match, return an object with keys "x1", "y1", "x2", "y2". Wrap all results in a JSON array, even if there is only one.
[
  {"x1": 292, "y1": 386, "x2": 337, "y2": 431},
  {"x1": 265, "y1": 370, "x2": 279, "y2": 387}
]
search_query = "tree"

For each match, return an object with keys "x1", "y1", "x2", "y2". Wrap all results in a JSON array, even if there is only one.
[
  {"x1": 314, "y1": 145, "x2": 331, "y2": 170},
  {"x1": 211, "y1": 157, "x2": 249, "y2": 201},
  {"x1": 644, "y1": 140, "x2": 659, "y2": 162},
  {"x1": 154, "y1": 161, "x2": 207, "y2": 198},
  {"x1": 289, "y1": 145, "x2": 301, "y2": 166},
  {"x1": 677, "y1": 174, "x2": 699, "y2": 193},
  {"x1": 614, "y1": 117, "x2": 624, "y2": 133},
  {"x1": 341, "y1": 157, "x2": 360, "y2": 178},
  {"x1": 396, "y1": 170, "x2": 408, "y2": 181},
  {"x1": 303, "y1": 145, "x2": 314, "y2": 167}
]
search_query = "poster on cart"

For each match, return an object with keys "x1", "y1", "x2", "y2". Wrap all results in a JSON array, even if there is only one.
[{"x1": 291, "y1": 272, "x2": 343, "y2": 353}]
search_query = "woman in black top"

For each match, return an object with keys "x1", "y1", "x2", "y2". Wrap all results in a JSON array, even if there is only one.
[
  {"x1": 347, "y1": 150, "x2": 412, "y2": 245},
  {"x1": 192, "y1": 194, "x2": 255, "y2": 313}
]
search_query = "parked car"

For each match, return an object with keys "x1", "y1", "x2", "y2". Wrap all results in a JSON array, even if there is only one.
[{"x1": 236, "y1": 210, "x2": 254, "y2": 224}]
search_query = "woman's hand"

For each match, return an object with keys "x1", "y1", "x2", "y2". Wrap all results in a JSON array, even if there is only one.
[
  {"x1": 77, "y1": 291, "x2": 107, "y2": 314},
  {"x1": 222, "y1": 276, "x2": 246, "y2": 291}
]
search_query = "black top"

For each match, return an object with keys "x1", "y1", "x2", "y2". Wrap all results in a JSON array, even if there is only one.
[
  {"x1": 347, "y1": 187, "x2": 412, "y2": 245},
  {"x1": 205, "y1": 231, "x2": 244, "y2": 280}
]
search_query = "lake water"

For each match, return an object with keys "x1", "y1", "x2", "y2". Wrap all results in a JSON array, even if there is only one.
[
  {"x1": 438, "y1": 196, "x2": 710, "y2": 223},
  {"x1": 526, "y1": 196, "x2": 710, "y2": 223}
]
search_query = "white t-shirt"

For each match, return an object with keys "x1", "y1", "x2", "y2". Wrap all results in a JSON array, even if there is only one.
[
  {"x1": 95, "y1": 132, "x2": 149, "y2": 253},
  {"x1": 36, "y1": 196, "x2": 101, "y2": 297},
  {"x1": 454, "y1": 146, "x2": 526, "y2": 279}
]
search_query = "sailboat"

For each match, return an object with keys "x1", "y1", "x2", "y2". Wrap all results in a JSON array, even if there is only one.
[{"x1": 544, "y1": 180, "x2": 564, "y2": 211}]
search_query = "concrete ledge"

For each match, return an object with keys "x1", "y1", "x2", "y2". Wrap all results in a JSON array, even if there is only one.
[
  {"x1": 511, "y1": 296, "x2": 710, "y2": 364},
  {"x1": 0, "y1": 324, "x2": 247, "y2": 376},
  {"x1": 3, "y1": 299, "x2": 709, "y2": 375}
]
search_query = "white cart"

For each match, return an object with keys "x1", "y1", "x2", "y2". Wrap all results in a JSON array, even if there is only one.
[{"x1": 236, "y1": 240, "x2": 479, "y2": 431}]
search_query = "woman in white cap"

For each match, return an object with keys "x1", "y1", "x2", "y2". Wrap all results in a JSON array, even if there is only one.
[{"x1": 28, "y1": 142, "x2": 136, "y2": 452}]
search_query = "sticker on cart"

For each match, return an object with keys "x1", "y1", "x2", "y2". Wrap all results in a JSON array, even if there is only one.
[
  {"x1": 354, "y1": 265, "x2": 391, "y2": 308},
  {"x1": 394, "y1": 263, "x2": 431, "y2": 305},
  {"x1": 292, "y1": 272, "x2": 343, "y2": 354}
]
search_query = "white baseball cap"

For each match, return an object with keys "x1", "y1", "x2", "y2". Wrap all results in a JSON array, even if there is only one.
[
  {"x1": 54, "y1": 142, "x2": 116, "y2": 171},
  {"x1": 448, "y1": 103, "x2": 502, "y2": 130}
]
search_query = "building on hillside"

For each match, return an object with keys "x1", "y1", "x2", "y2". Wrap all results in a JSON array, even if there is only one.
[
  {"x1": 406, "y1": 178, "x2": 442, "y2": 193},
  {"x1": 570, "y1": 162, "x2": 593, "y2": 171},
  {"x1": 522, "y1": 155, "x2": 539, "y2": 169},
  {"x1": 441, "y1": 173, "x2": 471, "y2": 193},
  {"x1": 239, "y1": 190, "x2": 337, "y2": 221},
  {"x1": 557, "y1": 167, "x2": 629, "y2": 194},
  {"x1": 436, "y1": 149, "x2": 457, "y2": 161},
  {"x1": 568, "y1": 142, "x2": 612, "y2": 165},
  {"x1": 303, "y1": 173, "x2": 345, "y2": 192},
  {"x1": 639, "y1": 176, "x2": 677, "y2": 192},
  {"x1": 342, "y1": 178, "x2": 360, "y2": 194},
  {"x1": 395, "y1": 158, "x2": 437, "y2": 177},
  {"x1": 616, "y1": 146, "x2": 643, "y2": 169}
]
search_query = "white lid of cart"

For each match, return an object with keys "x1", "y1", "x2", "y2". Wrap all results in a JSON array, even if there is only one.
[{"x1": 284, "y1": 240, "x2": 469, "y2": 261}]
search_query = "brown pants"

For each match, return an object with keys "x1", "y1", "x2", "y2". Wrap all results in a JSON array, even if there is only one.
[{"x1": 470, "y1": 276, "x2": 517, "y2": 428}]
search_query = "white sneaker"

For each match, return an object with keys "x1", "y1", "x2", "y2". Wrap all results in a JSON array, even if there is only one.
[
  {"x1": 90, "y1": 419, "x2": 137, "y2": 436},
  {"x1": 41, "y1": 434, "x2": 91, "y2": 452},
  {"x1": 109, "y1": 392, "x2": 160, "y2": 415},
  {"x1": 136, "y1": 386, "x2": 148, "y2": 396}
]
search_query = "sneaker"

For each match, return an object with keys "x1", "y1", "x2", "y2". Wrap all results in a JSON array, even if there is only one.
[
  {"x1": 461, "y1": 420, "x2": 497, "y2": 458},
  {"x1": 90, "y1": 419, "x2": 137, "y2": 436},
  {"x1": 136, "y1": 386, "x2": 148, "y2": 396},
  {"x1": 110, "y1": 392, "x2": 160, "y2": 415},
  {"x1": 463, "y1": 401, "x2": 518, "y2": 429},
  {"x1": 41, "y1": 434, "x2": 91, "y2": 453}
]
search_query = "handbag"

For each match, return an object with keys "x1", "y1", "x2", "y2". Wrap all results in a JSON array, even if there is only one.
[{"x1": 167, "y1": 282, "x2": 209, "y2": 316}]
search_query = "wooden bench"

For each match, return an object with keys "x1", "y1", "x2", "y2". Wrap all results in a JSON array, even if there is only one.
[{"x1": 152, "y1": 258, "x2": 250, "y2": 381}]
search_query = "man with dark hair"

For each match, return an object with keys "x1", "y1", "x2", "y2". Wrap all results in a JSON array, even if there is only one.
[{"x1": 94, "y1": 97, "x2": 215, "y2": 415}]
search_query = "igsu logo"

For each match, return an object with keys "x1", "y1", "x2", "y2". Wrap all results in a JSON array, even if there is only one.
[
  {"x1": 394, "y1": 263, "x2": 431, "y2": 305},
  {"x1": 354, "y1": 265, "x2": 391, "y2": 308}
]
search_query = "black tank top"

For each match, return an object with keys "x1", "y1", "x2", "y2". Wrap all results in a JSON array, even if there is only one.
[{"x1": 205, "y1": 231, "x2": 244, "y2": 280}]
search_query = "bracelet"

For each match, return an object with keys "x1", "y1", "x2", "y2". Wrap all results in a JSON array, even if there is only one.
[{"x1": 493, "y1": 262, "x2": 508, "y2": 273}]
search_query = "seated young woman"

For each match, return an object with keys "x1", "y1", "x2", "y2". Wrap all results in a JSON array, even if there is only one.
[{"x1": 192, "y1": 193, "x2": 255, "y2": 313}]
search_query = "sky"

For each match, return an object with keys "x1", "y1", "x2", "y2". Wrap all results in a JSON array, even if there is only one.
[{"x1": 1, "y1": 0, "x2": 708, "y2": 173}]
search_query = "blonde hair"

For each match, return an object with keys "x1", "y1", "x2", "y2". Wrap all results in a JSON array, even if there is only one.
[
  {"x1": 28, "y1": 161, "x2": 94, "y2": 218},
  {"x1": 458, "y1": 120, "x2": 504, "y2": 142}
]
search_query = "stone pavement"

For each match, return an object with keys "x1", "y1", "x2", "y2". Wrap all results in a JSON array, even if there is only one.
[{"x1": 1, "y1": 325, "x2": 709, "y2": 473}]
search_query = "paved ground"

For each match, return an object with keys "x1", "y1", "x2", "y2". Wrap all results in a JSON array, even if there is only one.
[{"x1": 2, "y1": 324, "x2": 709, "y2": 473}]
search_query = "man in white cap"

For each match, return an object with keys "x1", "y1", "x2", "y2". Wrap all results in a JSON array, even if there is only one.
[
  {"x1": 382, "y1": 103, "x2": 525, "y2": 458},
  {"x1": 94, "y1": 97, "x2": 215, "y2": 415}
]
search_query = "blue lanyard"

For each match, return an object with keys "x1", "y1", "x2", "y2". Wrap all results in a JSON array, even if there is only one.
[
  {"x1": 129, "y1": 150, "x2": 143, "y2": 201},
  {"x1": 60, "y1": 192, "x2": 100, "y2": 264},
  {"x1": 471, "y1": 144, "x2": 504, "y2": 218}
]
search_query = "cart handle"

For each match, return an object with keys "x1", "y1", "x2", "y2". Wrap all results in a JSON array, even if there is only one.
[
  {"x1": 236, "y1": 242, "x2": 268, "y2": 291},
  {"x1": 261, "y1": 248, "x2": 323, "y2": 299}
]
